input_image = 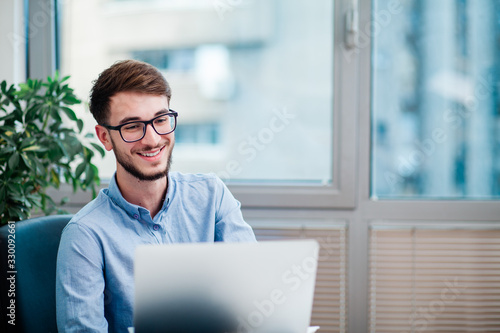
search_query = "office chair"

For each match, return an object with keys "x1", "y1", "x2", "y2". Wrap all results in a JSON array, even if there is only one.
[{"x1": 0, "y1": 215, "x2": 72, "y2": 333}]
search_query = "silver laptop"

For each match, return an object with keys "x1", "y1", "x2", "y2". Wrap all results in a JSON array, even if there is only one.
[{"x1": 134, "y1": 239, "x2": 319, "y2": 333}]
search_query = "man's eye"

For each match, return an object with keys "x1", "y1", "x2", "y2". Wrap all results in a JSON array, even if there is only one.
[
  {"x1": 123, "y1": 124, "x2": 141, "y2": 131},
  {"x1": 155, "y1": 117, "x2": 168, "y2": 124}
]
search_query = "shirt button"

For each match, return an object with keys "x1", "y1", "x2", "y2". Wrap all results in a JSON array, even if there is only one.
[
  {"x1": 133, "y1": 214, "x2": 139, "y2": 219},
  {"x1": 153, "y1": 224, "x2": 160, "y2": 231}
]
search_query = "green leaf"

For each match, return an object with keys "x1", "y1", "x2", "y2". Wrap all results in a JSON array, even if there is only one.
[
  {"x1": 34, "y1": 158, "x2": 45, "y2": 174},
  {"x1": 26, "y1": 193, "x2": 42, "y2": 208},
  {"x1": 77, "y1": 119, "x2": 84, "y2": 132},
  {"x1": 21, "y1": 153, "x2": 36, "y2": 172},
  {"x1": 7, "y1": 205, "x2": 27, "y2": 221},
  {"x1": 90, "y1": 142, "x2": 106, "y2": 157},
  {"x1": 8, "y1": 153, "x2": 19, "y2": 170},
  {"x1": 75, "y1": 162, "x2": 86, "y2": 179},
  {"x1": 22, "y1": 145, "x2": 48, "y2": 152},
  {"x1": 84, "y1": 163, "x2": 95, "y2": 187},
  {"x1": 60, "y1": 106, "x2": 78, "y2": 121},
  {"x1": 53, "y1": 139, "x2": 69, "y2": 158},
  {"x1": 0, "y1": 146, "x2": 16, "y2": 157},
  {"x1": 25, "y1": 104, "x2": 41, "y2": 123},
  {"x1": 60, "y1": 75, "x2": 70, "y2": 84},
  {"x1": 50, "y1": 168, "x2": 60, "y2": 188},
  {"x1": 20, "y1": 136, "x2": 38, "y2": 150},
  {"x1": 72, "y1": 177, "x2": 79, "y2": 192},
  {"x1": 50, "y1": 106, "x2": 62, "y2": 123},
  {"x1": 62, "y1": 95, "x2": 80, "y2": 105}
]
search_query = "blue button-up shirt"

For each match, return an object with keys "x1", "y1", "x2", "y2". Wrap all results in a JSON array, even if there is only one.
[{"x1": 56, "y1": 172, "x2": 256, "y2": 332}]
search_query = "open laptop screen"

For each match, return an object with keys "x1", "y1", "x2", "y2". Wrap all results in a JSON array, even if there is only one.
[{"x1": 134, "y1": 240, "x2": 319, "y2": 333}]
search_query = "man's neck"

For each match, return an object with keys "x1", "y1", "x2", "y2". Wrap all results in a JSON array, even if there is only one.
[{"x1": 115, "y1": 170, "x2": 168, "y2": 218}]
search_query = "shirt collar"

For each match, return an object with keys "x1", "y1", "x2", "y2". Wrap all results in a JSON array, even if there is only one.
[
  {"x1": 106, "y1": 172, "x2": 172, "y2": 219},
  {"x1": 162, "y1": 172, "x2": 175, "y2": 210},
  {"x1": 106, "y1": 173, "x2": 142, "y2": 219}
]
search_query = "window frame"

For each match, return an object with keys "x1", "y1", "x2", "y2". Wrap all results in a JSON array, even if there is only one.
[{"x1": 32, "y1": 0, "x2": 358, "y2": 210}]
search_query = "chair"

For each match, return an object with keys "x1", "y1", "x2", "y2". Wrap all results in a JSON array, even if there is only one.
[{"x1": 0, "y1": 215, "x2": 72, "y2": 333}]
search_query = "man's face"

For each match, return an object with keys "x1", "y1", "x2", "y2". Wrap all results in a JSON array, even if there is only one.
[{"x1": 96, "y1": 91, "x2": 175, "y2": 181}]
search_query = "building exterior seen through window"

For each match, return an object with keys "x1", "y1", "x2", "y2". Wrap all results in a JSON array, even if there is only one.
[
  {"x1": 60, "y1": 0, "x2": 334, "y2": 184},
  {"x1": 371, "y1": 0, "x2": 500, "y2": 199}
]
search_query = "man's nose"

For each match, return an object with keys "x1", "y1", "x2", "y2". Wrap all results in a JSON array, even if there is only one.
[{"x1": 140, "y1": 123, "x2": 161, "y2": 145}]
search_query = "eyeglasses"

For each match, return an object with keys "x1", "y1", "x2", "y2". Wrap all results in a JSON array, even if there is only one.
[{"x1": 103, "y1": 110, "x2": 178, "y2": 143}]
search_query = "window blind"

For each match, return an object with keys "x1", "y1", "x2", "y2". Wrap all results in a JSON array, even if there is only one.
[
  {"x1": 250, "y1": 221, "x2": 347, "y2": 333},
  {"x1": 369, "y1": 225, "x2": 500, "y2": 332}
]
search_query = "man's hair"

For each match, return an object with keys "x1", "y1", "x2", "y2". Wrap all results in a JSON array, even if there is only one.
[{"x1": 89, "y1": 59, "x2": 172, "y2": 125}]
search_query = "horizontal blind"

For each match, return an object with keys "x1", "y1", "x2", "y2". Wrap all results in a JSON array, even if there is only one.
[
  {"x1": 250, "y1": 221, "x2": 347, "y2": 333},
  {"x1": 369, "y1": 226, "x2": 500, "y2": 333}
]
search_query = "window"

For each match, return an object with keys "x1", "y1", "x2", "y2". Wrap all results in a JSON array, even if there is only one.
[
  {"x1": 367, "y1": 1, "x2": 500, "y2": 331},
  {"x1": 371, "y1": 0, "x2": 500, "y2": 199},
  {"x1": 132, "y1": 49, "x2": 195, "y2": 72},
  {"x1": 175, "y1": 123, "x2": 220, "y2": 145},
  {"x1": 60, "y1": 0, "x2": 356, "y2": 208},
  {"x1": 61, "y1": 0, "x2": 336, "y2": 183}
]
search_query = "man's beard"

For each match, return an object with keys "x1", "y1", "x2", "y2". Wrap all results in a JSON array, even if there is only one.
[{"x1": 111, "y1": 136, "x2": 173, "y2": 181}]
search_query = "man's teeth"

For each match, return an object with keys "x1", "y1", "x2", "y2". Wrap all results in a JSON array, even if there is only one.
[{"x1": 139, "y1": 150, "x2": 160, "y2": 157}]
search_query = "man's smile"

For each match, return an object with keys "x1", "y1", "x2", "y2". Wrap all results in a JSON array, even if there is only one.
[
  {"x1": 138, "y1": 147, "x2": 163, "y2": 157},
  {"x1": 136, "y1": 145, "x2": 166, "y2": 160}
]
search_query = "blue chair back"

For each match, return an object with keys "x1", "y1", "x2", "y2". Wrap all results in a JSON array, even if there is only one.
[{"x1": 0, "y1": 215, "x2": 72, "y2": 333}]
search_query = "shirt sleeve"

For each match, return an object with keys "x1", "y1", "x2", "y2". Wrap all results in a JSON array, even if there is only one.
[
  {"x1": 213, "y1": 177, "x2": 257, "y2": 242},
  {"x1": 56, "y1": 222, "x2": 108, "y2": 332}
]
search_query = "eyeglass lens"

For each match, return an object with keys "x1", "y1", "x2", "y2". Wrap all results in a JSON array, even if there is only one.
[{"x1": 121, "y1": 114, "x2": 175, "y2": 142}]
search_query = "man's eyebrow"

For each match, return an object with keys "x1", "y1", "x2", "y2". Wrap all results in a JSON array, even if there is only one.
[{"x1": 118, "y1": 109, "x2": 170, "y2": 125}]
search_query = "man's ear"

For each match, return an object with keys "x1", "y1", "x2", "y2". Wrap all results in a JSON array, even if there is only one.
[{"x1": 95, "y1": 125, "x2": 114, "y2": 151}]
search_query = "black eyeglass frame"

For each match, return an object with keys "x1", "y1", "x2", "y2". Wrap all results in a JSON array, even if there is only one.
[{"x1": 102, "y1": 109, "x2": 178, "y2": 143}]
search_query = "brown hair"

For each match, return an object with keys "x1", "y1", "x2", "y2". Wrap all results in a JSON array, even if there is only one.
[{"x1": 89, "y1": 59, "x2": 172, "y2": 125}]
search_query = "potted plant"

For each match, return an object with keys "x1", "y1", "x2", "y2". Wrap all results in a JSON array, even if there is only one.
[{"x1": 0, "y1": 73, "x2": 104, "y2": 225}]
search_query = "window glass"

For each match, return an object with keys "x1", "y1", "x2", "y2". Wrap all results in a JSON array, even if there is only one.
[
  {"x1": 61, "y1": 0, "x2": 334, "y2": 184},
  {"x1": 371, "y1": 0, "x2": 500, "y2": 199}
]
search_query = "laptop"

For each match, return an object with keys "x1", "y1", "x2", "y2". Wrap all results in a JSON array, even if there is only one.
[{"x1": 134, "y1": 239, "x2": 319, "y2": 333}]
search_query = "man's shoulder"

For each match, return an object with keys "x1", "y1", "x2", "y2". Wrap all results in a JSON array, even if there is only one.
[{"x1": 66, "y1": 190, "x2": 114, "y2": 229}]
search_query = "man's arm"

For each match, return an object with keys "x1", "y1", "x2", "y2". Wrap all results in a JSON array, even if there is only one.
[
  {"x1": 214, "y1": 177, "x2": 257, "y2": 242},
  {"x1": 56, "y1": 222, "x2": 108, "y2": 332}
]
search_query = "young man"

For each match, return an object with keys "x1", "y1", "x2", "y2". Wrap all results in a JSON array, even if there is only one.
[{"x1": 56, "y1": 60, "x2": 256, "y2": 332}]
